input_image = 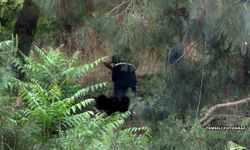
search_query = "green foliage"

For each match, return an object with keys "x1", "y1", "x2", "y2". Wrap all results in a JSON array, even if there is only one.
[
  {"x1": 57, "y1": 111, "x2": 151, "y2": 150},
  {"x1": 17, "y1": 81, "x2": 151, "y2": 149},
  {"x1": 164, "y1": 60, "x2": 202, "y2": 113},
  {"x1": 18, "y1": 80, "x2": 104, "y2": 137},
  {"x1": 0, "y1": 37, "x2": 40, "y2": 150},
  {"x1": 17, "y1": 46, "x2": 108, "y2": 135},
  {"x1": 18, "y1": 46, "x2": 105, "y2": 98},
  {"x1": 0, "y1": 37, "x2": 19, "y2": 92},
  {"x1": 10, "y1": 46, "x2": 151, "y2": 149},
  {"x1": 149, "y1": 115, "x2": 250, "y2": 150},
  {"x1": 204, "y1": 1, "x2": 250, "y2": 45},
  {"x1": 2, "y1": 0, "x2": 250, "y2": 149},
  {"x1": 33, "y1": 0, "x2": 88, "y2": 22},
  {"x1": 23, "y1": 46, "x2": 101, "y2": 83},
  {"x1": 227, "y1": 141, "x2": 247, "y2": 150},
  {"x1": 0, "y1": 0, "x2": 23, "y2": 40}
]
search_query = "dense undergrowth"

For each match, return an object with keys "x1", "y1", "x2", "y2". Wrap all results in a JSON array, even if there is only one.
[
  {"x1": 1, "y1": 0, "x2": 250, "y2": 149},
  {"x1": 0, "y1": 42, "x2": 151, "y2": 150},
  {"x1": 1, "y1": 40, "x2": 248, "y2": 149}
]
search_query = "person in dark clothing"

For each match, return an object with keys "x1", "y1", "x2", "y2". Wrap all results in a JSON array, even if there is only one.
[
  {"x1": 101, "y1": 48, "x2": 137, "y2": 102},
  {"x1": 167, "y1": 42, "x2": 184, "y2": 64},
  {"x1": 95, "y1": 95, "x2": 130, "y2": 115},
  {"x1": 95, "y1": 47, "x2": 136, "y2": 114}
]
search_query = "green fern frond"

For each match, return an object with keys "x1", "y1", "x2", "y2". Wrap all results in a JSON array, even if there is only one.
[
  {"x1": 226, "y1": 141, "x2": 247, "y2": 150},
  {"x1": 127, "y1": 127, "x2": 149, "y2": 133},
  {"x1": 19, "y1": 109, "x2": 32, "y2": 118},
  {"x1": 125, "y1": 126, "x2": 152, "y2": 139},
  {"x1": 0, "y1": 36, "x2": 19, "y2": 91},
  {"x1": 24, "y1": 55, "x2": 53, "y2": 79},
  {"x1": 33, "y1": 46, "x2": 47, "y2": 60},
  {"x1": 19, "y1": 85, "x2": 44, "y2": 110},
  {"x1": 18, "y1": 79, "x2": 103, "y2": 136},
  {"x1": 67, "y1": 98, "x2": 95, "y2": 114},
  {"x1": 48, "y1": 81, "x2": 62, "y2": 102},
  {"x1": 30, "y1": 107, "x2": 50, "y2": 125},
  {"x1": 103, "y1": 111, "x2": 131, "y2": 131},
  {"x1": 62, "y1": 58, "x2": 102, "y2": 77},
  {"x1": 62, "y1": 111, "x2": 94, "y2": 128},
  {"x1": 89, "y1": 112, "x2": 107, "y2": 127},
  {"x1": 30, "y1": 82, "x2": 48, "y2": 102},
  {"x1": 48, "y1": 100, "x2": 72, "y2": 118},
  {"x1": 55, "y1": 125, "x2": 94, "y2": 143},
  {"x1": 24, "y1": 46, "x2": 103, "y2": 85},
  {"x1": 70, "y1": 82, "x2": 108, "y2": 100},
  {"x1": 68, "y1": 50, "x2": 81, "y2": 67}
]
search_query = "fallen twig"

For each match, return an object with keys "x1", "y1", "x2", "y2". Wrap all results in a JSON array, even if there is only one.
[{"x1": 200, "y1": 97, "x2": 250, "y2": 127}]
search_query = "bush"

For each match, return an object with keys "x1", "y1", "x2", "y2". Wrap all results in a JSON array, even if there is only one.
[
  {"x1": 150, "y1": 115, "x2": 249, "y2": 150},
  {"x1": 12, "y1": 47, "x2": 151, "y2": 149}
]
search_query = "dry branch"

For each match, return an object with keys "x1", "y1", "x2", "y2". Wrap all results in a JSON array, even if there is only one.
[
  {"x1": 173, "y1": 41, "x2": 198, "y2": 64},
  {"x1": 200, "y1": 97, "x2": 250, "y2": 127},
  {"x1": 107, "y1": 1, "x2": 127, "y2": 15}
]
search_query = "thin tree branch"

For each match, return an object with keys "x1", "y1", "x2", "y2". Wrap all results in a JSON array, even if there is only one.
[
  {"x1": 201, "y1": 115, "x2": 217, "y2": 127},
  {"x1": 172, "y1": 41, "x2": 198, "y2": 64},
  {"x1": 200, "y1": 97, "x2": 250, "y2": 126},
  {"x1": 196, "y1": 39, "x2": 206, "y2": 120},
  {"x1": 112, "y1": 0, "x2": 134, "y2": 18},
  {"x1": 106, "y1": 1, "x2": 127, "y2": 16}
]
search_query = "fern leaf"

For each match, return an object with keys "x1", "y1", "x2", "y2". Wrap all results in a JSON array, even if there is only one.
[
  {"x1": 62, "y1": 59, "x2": 102, "y2": 77},
  {"x1": 48, "y1": 81, "x2": 62, "y2": 102},
  {"x1": 62, "y1": 111, "x2": 93, "y2": 128},
  {"x1": 227, "y1": 141, "x2": 247, "y2": 150},
  {"x1": 20, "y1": 85, "x2": 44, "y2": 110},
  {"x1": 68, "y1": 98, "x2": 95, "y2": 114},
  {"x1": 70, "y1": 82, "x2": 108, "y2": 101}
]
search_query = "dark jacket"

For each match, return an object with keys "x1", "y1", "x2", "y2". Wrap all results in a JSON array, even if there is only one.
[{"x1": 111, "y1": 54, "x2": 137, "y2": 86}]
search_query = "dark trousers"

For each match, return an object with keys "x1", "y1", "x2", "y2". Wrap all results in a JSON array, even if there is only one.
[{"x1": 114, "y1": 83, "x2": 136, "y2": 102}]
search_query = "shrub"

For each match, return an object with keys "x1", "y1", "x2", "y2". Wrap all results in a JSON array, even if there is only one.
[{"x1": 13, "y1": 47, "x2": 151, "y2": 149}]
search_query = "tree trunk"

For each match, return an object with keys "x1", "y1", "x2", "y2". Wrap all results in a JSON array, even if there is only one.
[
  {"x1": 87, "y1": 0, "x2": 94, "y2": 17},
  {"x1": 14, "y1": 0, "x2": 40, "y2": 80}
]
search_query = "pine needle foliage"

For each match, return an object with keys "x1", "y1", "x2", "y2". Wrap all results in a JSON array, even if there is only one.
[
  {"x1": 33, "y1": 0, "x2": 88, "y2": 23},
  {"x1": 148, "y1": 115, "x2": 250, "y2": 150},
  {"x1": 135, "y1": 0, "x2": 250, "y2": 125}
]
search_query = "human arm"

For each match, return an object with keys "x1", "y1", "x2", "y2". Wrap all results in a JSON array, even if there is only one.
[{"x1": 101, "y1": 56, "x2": 114, "y2": 70}]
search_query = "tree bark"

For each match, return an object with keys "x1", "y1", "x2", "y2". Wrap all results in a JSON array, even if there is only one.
[
  {"x1": 87, "y1": 0, "x2": 94, "y2": 17},
  {"x1": 14, "y1": 0, "x2": 40, "y2": 80}
]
